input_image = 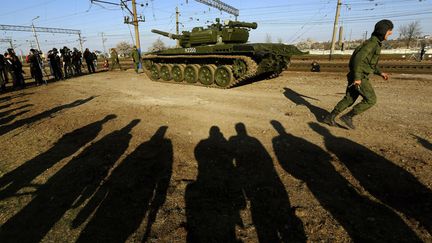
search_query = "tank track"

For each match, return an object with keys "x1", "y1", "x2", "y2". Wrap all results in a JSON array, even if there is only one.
[{"x1": 143, "y1": 54, "x2": 258, "y2": 89}]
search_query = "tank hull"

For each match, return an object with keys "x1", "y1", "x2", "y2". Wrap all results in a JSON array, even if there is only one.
[{"x1": 143, "y1": 43, "x2": 304, "y2": 88}]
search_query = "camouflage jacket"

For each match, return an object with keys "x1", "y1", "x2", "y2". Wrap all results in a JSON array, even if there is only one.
[
  {"x1": 131, "y1": 49, "x2": 140, "y2": 63},
  {"x1": 349, "y1": 35, "x2": 382, "y2": 81}
]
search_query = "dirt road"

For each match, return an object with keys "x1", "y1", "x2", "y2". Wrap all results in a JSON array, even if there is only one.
[{"x1": 1, "y1": 70, "x2": 431, "y2": 242}]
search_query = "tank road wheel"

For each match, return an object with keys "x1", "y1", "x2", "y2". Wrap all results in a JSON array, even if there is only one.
[
  {"x1": 172, "y1": 64, "x2": 185, "y2": 82},
  {"x1": 232, "y1": 59, "x2": 247, "y2": 78},
  {"x1": 160, "y1": 64, "x2": 173, "y2": 81},
  {"x1": 198, "y1": 65, "x2": 216, "y2": 85},
  {"x1": 143, "y1": 60, "x2": 153, "y2": 70},
  {"x1": 184, "y1": 64, "x2": 199, "y2": 83},
  {"x1": 215, "y1": 65, "x2": 234, "y2": 87},
  {"x1": 150, "y1": 64, "x2": 161, "y2": 80}
]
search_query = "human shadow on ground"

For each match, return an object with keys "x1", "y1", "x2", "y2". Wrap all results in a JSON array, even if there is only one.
[
  {"x1": 0, "y1": 92, "x2": 34, "y2": 103},
  {"x1": 229, "y1": 123, "x2": 306, "y2": 242},
  {"x1": 271, "y1": 120, "x2": 421, "y2": 242},
  {"x1": 283, "y1": 87, "x2": 329, "y2": 123},
  {"x1": 0, "y1": 99, "x2": 29, "y2": 110},
  {"x1": 0, "y1": 104, "x2": 33, "y2": 119},
  {"x1": 185, "y1": 126, "x2": 245, "y2": 243},
  {"x1": 0, "y1": 119, "x2": 139, "y2": 243},
  {"x1": 0, "y1": 110, "x2": 31, "y2": 125},
  {"x1": 412, "y1": 134, "x2": 432, "y2": 151},
  {"x1": 72, "y1": 126, "x2": 173, "y2": 243},
  {"x1": 0, "y1": 95, "x2": 11, "y2": 103},
  {"x1": 0, "y1": 96, "x2": 95, "y2": 136},
  {"x1": 310, "y1": 122, "x2": 432, "y2": 236},
  {"x1": 0, "y1": 115, "x2": 116, "y2": 200},
  {"x1": 0, "y1": 103, "x2": 13, "y2": 110}
]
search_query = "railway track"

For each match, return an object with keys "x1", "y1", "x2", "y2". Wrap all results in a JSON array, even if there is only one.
[{"x1": 288, "y1": 60, "x2": 432, "y2": 74}]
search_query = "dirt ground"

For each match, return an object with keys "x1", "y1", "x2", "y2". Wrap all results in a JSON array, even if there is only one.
[{"x1": 0, "y1": 70, "x2": 431, "y2": 242}]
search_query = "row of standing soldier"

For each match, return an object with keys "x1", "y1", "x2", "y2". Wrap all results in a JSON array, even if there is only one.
[
  {"x1": 0, "y1": 46, "x2": 99, "y2": 92},
  {"x1": 47, "y1": 46, "x2": 96, "y2": 81}
]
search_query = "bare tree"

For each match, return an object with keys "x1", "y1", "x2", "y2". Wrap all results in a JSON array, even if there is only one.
[
  {"x1": 116, "y1": 41, "x2": 134, "y2": 57},
  {"x1": 265, "y1": 33, "x2": 272, "y2": 43},
  {"x1": 398, "y1": 21, "x2": 422, "y2": 48},
  {"x1": 148, "y1": 38, "x2": 167, "y2": 52},
  {"x1": 277, "y1": 37, "x2": 284, "y2": 44}
]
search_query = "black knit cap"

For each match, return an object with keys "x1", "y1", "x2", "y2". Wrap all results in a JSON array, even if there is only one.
[{"x1": 372, "y1": 19, "x2": 394, "y2": 41}]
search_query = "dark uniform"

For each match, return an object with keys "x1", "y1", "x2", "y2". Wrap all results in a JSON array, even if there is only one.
[
  {"x1": 48, "y1": 48, "x2": 63, "y2": 80},
  {"x1": 61, "y1": 46, "x2": 74, "y2": 78},
  {"x1": 420, "y1": 45, "x2": 426, "y2": 61},
  {"x1": 324, "y1": 19, "x2": 393, "y2": 129},
  {"x1": 6, "y1": 49, "x2": 25, "y2": 89},
  {"x1": 0, "y1": 54, "x2": 6, "y2": 92},
  {"x1": 72, "y1": 48, "x2": 82, "y2": 75},
  {"x1": 83, "y1": 48, "x2": 95, "y2": 73},
  {"x1": 28, "y1": 49, "x2": 44, "y2": 85},
  {"x1": 311, "y1": 61, "x2": 320, "y2": 72}
]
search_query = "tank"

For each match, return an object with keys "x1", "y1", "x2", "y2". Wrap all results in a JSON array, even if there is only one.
[{"x1": 142, "y1": 18, "x2": 304, "y2": 88}]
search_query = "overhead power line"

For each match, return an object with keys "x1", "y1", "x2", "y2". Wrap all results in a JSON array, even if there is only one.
[
  {"x1": 0, "y1": 38, "x2": 14, "y2": 49},
  {"x1": 0, "y1": 24, "x2": 81, "y2": 35},
  {"x1": 0, "y1": 24, "x2": 83, "y2": 52},
  {"x1": 194, "y1": 0, "x2": 239, "y2": 18}
]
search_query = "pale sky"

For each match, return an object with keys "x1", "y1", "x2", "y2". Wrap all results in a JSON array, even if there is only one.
[{"x1": 0, "y1": 0, "x2": 431, "y2": 53}]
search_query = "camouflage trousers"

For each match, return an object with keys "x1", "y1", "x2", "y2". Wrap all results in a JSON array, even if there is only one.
[
  {"x1": 133, "y1": 62, "x2": 139, "y2": 73},
  {"x1": 333, "y1": 76, "x2": 377, "y2": 116},
  {"x1": 110, "y1": 59, "x2": 122, "y2": 70}
]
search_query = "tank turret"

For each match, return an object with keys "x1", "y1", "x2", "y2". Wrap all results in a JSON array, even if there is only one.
[
  {"x1": 224, "y1": 20, "x2": 257, "y2": 29},
  {"x1": 151, "y1": 18, "x2": 258, "y2": 48}
]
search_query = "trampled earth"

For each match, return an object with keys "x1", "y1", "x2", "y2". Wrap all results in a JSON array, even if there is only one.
[{"x1": 0, "y1": 70, "x2": 431, "y2": 242}]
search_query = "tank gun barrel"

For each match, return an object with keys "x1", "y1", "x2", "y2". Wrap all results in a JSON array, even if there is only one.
[
  {"x1": 225, "y1": 20, "x2": 257, "y2": 29},
  {"x1": 151, "y1": 29, "x2": 183, "y2": 39}
]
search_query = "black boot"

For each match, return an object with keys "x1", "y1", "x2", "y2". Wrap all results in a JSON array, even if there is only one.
[
  {"x1": 323, "y1": 110, "x2": 338, "y2": 126},
  {"x1": 340, "y1": 111, "x2": 356, "y2": 129}
]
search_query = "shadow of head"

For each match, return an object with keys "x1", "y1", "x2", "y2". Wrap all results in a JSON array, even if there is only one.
[
  {"x1": 209, "y1": 125, "x2": 224, "y2": 137},
  {"x1": 122, "y1": 119, "x2": 141, "y2": 132},
  {"x1": 150, "y1": 126, "x2": 168, "y2": 141},
  {"x1": 270, "y1": 120, "x2": 287, "y2": 135},
  {"x1": 411, "y1": 134, "x2": 432, "y2": 151},
  {"x1": 235, "y1": 123, "x2": 247, "y2": 136},
  {"x1": 102, "y1": 114, "x2": 117, "y2": 121}
]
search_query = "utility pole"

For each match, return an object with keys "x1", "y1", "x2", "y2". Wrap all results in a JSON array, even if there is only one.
[
  {"x1": 90, "y1": 0, "x2": 143, "y2": 51},
  {"x1": 338, "y1": 26, "x2": 344, "y2": 51},
  {"x1": 90, "y1": 0, "x2": 144, "y2": 66},
  {"x1": 329, "y1": 0, "x2": 342, "y2": 60},
  {"x1": 131, "y1": 0, "x2": 141, "y2": 51},
  {"x1": 176, "y1": 6, "x2": 180, "y2": 47},
  {"x1": 348, "y1": 28, "x2": 352, "y2": 49},
  {"x1": 78, "y1": 32, "x2": 84, "y2": 53},
  {"x1": 31, "y1": 16, "x2": 42, "y2": 51},
  {"x1": 100, "y1": 32, "x2": 107, "y2": 55},
  {"x1": 120, "y1": 0, "x2": 144, "y2": 68}
]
